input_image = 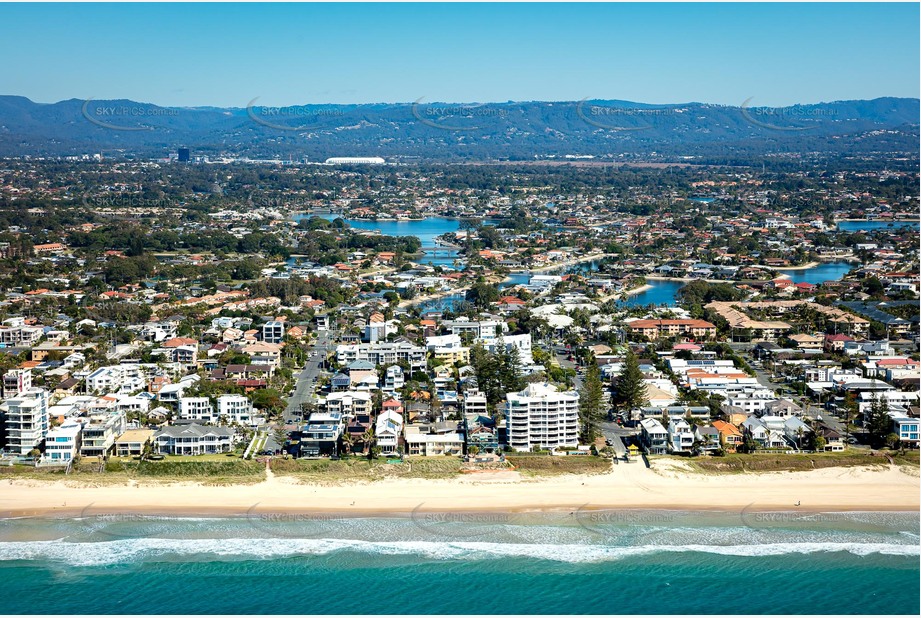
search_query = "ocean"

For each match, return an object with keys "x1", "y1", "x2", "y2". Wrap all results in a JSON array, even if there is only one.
[{"x1": 0, "y1": 510, "x2": 918, "y2": 614}]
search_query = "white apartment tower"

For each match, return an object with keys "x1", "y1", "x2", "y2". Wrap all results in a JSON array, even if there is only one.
[
  {"x1": 1, "y1": 388, "x2": 49, "y2": 456},
  {"x1": 505, "y1": 383, "x2": 579, "y2": 452}
]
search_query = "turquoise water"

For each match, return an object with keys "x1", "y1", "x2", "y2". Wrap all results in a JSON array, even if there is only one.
[
  {"x1": 622, "y1": 280, "x2": 685, "y2": 307},
  {"x1": 0, "y1": 511, "x2": 917, "y2": 614},
  {"x1": 775, "y1": 262, "x2": 853, "y2": 285}
]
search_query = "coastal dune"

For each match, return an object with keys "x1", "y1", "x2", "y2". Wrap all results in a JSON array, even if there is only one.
[{"x1": 4, "y1": 461, "x2": 918, "y2": 518}]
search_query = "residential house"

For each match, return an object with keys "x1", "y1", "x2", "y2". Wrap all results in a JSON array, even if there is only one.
[
  {"x1": 42, "y1": 420, "x2": 82, "y2": 463},
  {"x1": 639, "y1": 418, "x2": 669, "y2": 455},
  {"x1": 712, "y1": 420, "x2": 743, "y2": 452},
  {"x1": 154, "y1": 424, "x2": 235, "y2": 455},
  {"x1": 375, "y1": 409, "x2": 403, "y2": 455}
]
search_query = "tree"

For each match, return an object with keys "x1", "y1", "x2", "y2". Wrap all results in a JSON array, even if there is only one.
[
  {"x1": 865, "y1": 396, "x2": 893, "y2": 449},
  {"x1": 610, "y1": 351, "x2": 648, "y2": 418},
  {"x1": 272, "y1": 425, "x2": 288, "y2": 455},
  {"x1": 578, "y1": 359, "x2": 604, "y2": 444}
]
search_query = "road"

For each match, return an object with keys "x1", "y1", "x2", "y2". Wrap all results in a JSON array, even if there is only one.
[{"x1": 284, "y1": 329, "x2": 336, "y2": 421}]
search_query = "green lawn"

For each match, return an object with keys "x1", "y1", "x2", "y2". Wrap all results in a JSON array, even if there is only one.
[
  {"x1": 270, "y1": 456, "x2": 465, "y2": 482},
  {"x1": 679, "y1": 450, "x2": 920, "y2": 474},
  {"x1": 506, "y1": 455, "x2": 612, "y2": 477}
]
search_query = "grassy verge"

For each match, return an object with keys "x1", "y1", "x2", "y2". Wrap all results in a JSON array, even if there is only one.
[
  {"x1": 0, "y1": 456, "x2": 266, "y2": 485},
  {"x1": 678, "y1": 450, "x2": 920, "y2": 474},
  {"x1": 506, "y1": 455, "x2": 612, "y2": 477},
  {"x1": 270, "y1": 456, "x2": 464, "y2": 483}
]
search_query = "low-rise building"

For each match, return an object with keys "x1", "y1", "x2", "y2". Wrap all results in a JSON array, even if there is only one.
[
  {"x1": 79, "y1": 410, "x2": 127, "y2": 457},
  {"x1": 154, "y1": 424, "x2": 235, "y2": 455},
  {"x1": 42, "y1": 420, "x2": 82, "y2": 463}
]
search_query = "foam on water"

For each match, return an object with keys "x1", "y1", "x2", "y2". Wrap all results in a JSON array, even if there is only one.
[{"x1": 0, "y1": 536, "x2": 916, "y2": 567}]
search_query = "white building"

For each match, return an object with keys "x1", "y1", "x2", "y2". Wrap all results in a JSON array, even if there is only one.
[
  {"x1": 443, "y1": 318, "x2": 505, "y2": 341},
  {"x1": 383, "y1": 365, "x2": 405, "y2": 392},
  {"x1": 505, "y1": 382, "x2": 579, "y2": 452},
  {"x1": 463, "y1": 390, "x2": 489, "y2": 418},
  {"x1": 322, "y1": 391, "x2": 373, "y2": 418},
  {"x1": 42, "y1": 420, "x2": 82, "y2": 463},
  {"x1": 424, "y1": 333, "x2": 463, "y2": 350},
  {"x1": 0, "y1": 320, "x2": 43, "y2": 346},
  {"x1": 857, "y1": 391, "x2": 921, "y2": 414},
  {"x1": 217, "y1": 394, "x2": 259, "y2": 426},
  {"x1": 1, "y1": 388, "x2": 49, "y2": 456},
  {"x1": 640, "y1": 418, "x2": 669, "y2": 454},
  {"x1": 179, "y1": 397, "x2": 216, "y2": 423},
  {"x1": 889, "y1": 409, "x2": 920, "y2": 446},
  {"x1": 483, "y1": 333, "x2": 534, "y2": 365},
  {"x1": 375, "y1": 409, "x2": 403, "y2": 455},
  {"x1": 3, "y1": 368, "x2": 32, "y2": 399},
  {"x1": 79, "y1": 410, "x2": 127, "y2": 457},
  {"x1": 335, "y1": 342, "x2": 426, "y2": 370},
  {"x1": 324, "y1": 157, "x2": 385, "y2": 165},
  {"x1": 154, "y1": 424, "x2": 235, "y2": 455},
  {"x1": 262, "y1": 321, "x2": 285, "y2": 344},
  {"x1": 668, "y1": 419, "x2": 695, "y2": 453}
]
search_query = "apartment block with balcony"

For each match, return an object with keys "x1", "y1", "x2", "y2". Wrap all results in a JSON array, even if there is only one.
[
  {"x1": 178, "y1": 397, "x2": 217, "y2": 424},
  {"x1": 3, "y1": 368, "x2": 32, "y2": 398},
  {"x1": 217, "y1": 394, "x2": 258, "y2": 426},
  {"x1": 1, "y1": 388, "x2": 49, "y2": 456},
  {"x1": 505, "y1": 382, "x2": 579, "y2": 452},
  {"x1": 79, "y1": 410, "x2": 127, "y2": 458}
]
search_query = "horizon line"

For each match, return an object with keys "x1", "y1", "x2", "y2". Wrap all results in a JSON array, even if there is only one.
[{"x1": 5, "y1": 94, "x2": 919, "y2": 111}]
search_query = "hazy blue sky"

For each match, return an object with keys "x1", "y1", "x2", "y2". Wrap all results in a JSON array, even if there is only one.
[{"x1": 3, "y1": 2, "x2": 918, "y2": 107}]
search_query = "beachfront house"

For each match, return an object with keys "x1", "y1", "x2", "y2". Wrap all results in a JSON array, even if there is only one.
[
  {"x1": 154, "y1": 423, "x2": 235, "y2": 455},
  {"x1": 299, "y1": 411, "x2": 344, "y2": 457},
  {"x1": 403, "y1": 421, "x2": 465, "y2": 456},
  {"x1": 375, "y1": 409, "x2": 403, "y2": 455},
  {"x1": 640, "y1": 418, "x2": 669, "y2": 455},
  {"x1": 741, "y1": 417, "x2": 787, "y2": 449},
  {"x1": 667, "y1": 419, "x2": 695, "y2": 453},
  {"x1": 712, "y1": 420, "x2": 743, "y2": 452},
  {"x1": 41, "y1": 420, "x2": 82, "y2": 463}
]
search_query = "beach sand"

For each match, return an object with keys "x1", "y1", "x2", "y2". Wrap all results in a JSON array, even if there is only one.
[{"x1": 3, "y1": 460, "x2": 918, "y2": 518}]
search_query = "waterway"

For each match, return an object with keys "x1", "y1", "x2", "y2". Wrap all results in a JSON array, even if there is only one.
[
  {"x1": 837, "y1": 220, "x2": 917, "y2": 232},
  {"x1": 292, "y1": 216, "x2": 855, "y2": 309}
]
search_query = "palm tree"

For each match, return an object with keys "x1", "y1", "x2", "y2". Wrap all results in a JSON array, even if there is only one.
[
  {"x1": 360, "y1": 425, "x2": 375, "y2": 455},
  {"x1": 340, "y1": 429, "x2": 356, "y2": 455}
]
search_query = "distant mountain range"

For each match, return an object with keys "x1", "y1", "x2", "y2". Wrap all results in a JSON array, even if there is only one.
[{"x1": 0, "y1": 95, "x2": 917, "y2": 163}]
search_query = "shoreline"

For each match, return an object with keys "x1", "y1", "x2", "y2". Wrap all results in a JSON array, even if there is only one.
[
  {"x1": 4, "y1": 462, "x2": 917, "y2": 519},
  {"x1": 510, "y1": 252, "x2": 610, "y2": 274}
]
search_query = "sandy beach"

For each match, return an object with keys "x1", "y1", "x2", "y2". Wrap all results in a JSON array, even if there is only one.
[{"x1": 4, "y1": 461, "x2": 917, "y2": 519}]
